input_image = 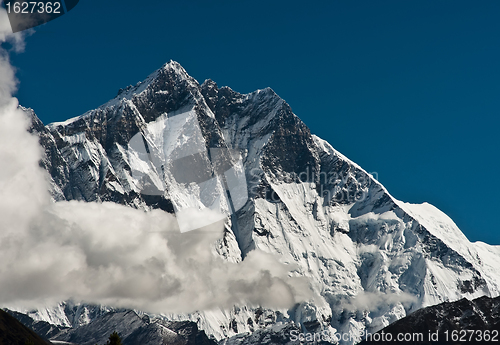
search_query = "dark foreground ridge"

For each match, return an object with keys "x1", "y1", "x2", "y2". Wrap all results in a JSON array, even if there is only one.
[
  {"x1": 0, "y1": 309, "x2": 52, "y2": 345},
  {"x1": 7, "y1": 309, "x2": 216, "y2": 345},
  {"x1": 360, "y1": 295, "x2": 500, "y2": 345}
]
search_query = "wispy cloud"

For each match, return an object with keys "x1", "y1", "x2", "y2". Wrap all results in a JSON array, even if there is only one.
[
  {"x1": 340, "y1": 291, "x2": 417, "y2": 315},
  {"x1": 0, "y1": 8, "x2": 31, "y2": 52}
]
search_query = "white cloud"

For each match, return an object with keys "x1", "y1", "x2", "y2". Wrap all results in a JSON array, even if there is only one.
[{"x1": 341, "y1": 291, "x2": 417, "y2": 314}]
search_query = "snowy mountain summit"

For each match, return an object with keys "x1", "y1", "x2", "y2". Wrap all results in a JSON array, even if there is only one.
[{"x1": 26, "y1": 61, "x2": 500, "y2": 344}]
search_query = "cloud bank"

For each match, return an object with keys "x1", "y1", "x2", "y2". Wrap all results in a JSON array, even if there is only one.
[{"x1": 0, "y1": 13, "x2": 311, "y2": 313}]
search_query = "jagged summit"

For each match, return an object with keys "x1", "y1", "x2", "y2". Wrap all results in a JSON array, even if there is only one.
[
  {"x1": 111, "y1": 60, "x2": 195, "y2": 104},
  {"x1": 48, "y1": 60, "x2": 197, "y2": 128},
  {"x1": 22, "y1": 61, "x2": 500, "y2": 344}
]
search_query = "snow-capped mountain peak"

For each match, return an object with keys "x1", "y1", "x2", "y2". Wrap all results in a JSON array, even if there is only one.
[{"x1": 22, "y1": 61, "x2": 500, "y2": 344}]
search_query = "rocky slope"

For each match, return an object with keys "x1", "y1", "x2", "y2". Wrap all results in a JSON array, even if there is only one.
[
  {"x1": 6, "y1": 309, "x2": 216, "y2": 345},
  {"x1": 0, "y1": 309, "x2": 52, "y2": 345},
  {"x1": 359, "y1": 295, "x2": 500, "y2": 344},
  {"x1": 17, "y1": 61, "x2": 500, "y2": 344}
]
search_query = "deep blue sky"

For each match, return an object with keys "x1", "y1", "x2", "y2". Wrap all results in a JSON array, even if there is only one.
[{"x1": 6, "y1": 0, "x2": 500, "y2": 244}]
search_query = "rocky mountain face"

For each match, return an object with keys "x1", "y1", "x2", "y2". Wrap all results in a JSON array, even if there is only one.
[
  {"x1": 5, "y1": 309, "x2": 66, "y2": 341},
  {"x1": 18, "y1": 61, "x2": 500, "y2": 344},
  {"x1": 6, "y1": 308, "x2": 216, "y2": 345},
  {"x1": 359, "y1": 295, "x2": 500, "y2": 345}
]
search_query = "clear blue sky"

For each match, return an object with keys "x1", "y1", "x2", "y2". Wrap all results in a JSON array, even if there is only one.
[{"x1": 6, "y1": 0, "x2": 500, "y2": 244}]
